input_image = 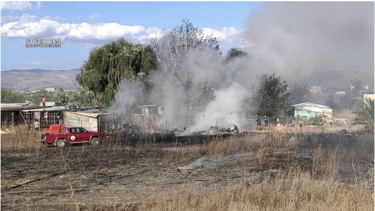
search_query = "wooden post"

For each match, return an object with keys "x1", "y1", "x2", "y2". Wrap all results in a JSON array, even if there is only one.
[{"x1": 20, "y1": 112, "x2": 28, "y2": 128}]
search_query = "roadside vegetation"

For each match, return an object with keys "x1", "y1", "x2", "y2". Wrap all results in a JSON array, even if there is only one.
[
  {"x1": 352, "y1": 98, "x2": 374, "y2": 131},
  {"x1": 1, "y1": 87, "x2": 25, "y2": 103},
  {"x1": 0, "y1": 87, "x2": 103, "y2": 107}
]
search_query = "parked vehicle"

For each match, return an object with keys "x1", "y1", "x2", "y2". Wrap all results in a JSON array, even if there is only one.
[{"x1": 37, "y1": 124, "x2": 102, "y2": 147}]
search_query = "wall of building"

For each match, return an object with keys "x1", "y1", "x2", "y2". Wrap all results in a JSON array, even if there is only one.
[
  {"x1": 64, "y1": 112, "x2": 98, "y2": 132},
  {"x1": 294, "y1": 106, "x2": 333, "y2": 119},
  {"x1": 363, "y1": 93, "x2": 374, "y2": 102}
]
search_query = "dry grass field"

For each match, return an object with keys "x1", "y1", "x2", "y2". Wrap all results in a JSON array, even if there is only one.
[{"x1": 1, "y1": 126, "x2": 374, "y2": 210}]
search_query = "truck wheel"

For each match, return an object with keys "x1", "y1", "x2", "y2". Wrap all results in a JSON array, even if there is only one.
[
  {"x1": 56, "y1": 139, "x2": 66, "y2": 148},
  {"x1": 90, "y1": 137, "x2": 101, "y2": 146}
]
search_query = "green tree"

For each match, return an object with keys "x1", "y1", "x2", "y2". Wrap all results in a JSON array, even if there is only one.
[
  {"x1": 1, "y1": 87, "x2": 25, "y2": 103},
  {"x1": 77, "y1": 38, "x2": 157, "y2": 105},
  {"x1": 70, "y1": 88, "x2": 98, "y2": 107},
  {"x1": 352, "y1": 98, "x2": 374, "y2": 131},
  {"x1": 225, "y1": 47, "x2": 249, "y2": 63},
  {"x1": 24, "y1": 89, "x2": 51, "y2": 106},
  {"x1": 252, "y1": 73, "x2": 291, "y2": 117},
  {"x1": 54, "y1": 89, "x2": 69, "y2": 106},
  {"x1": 308, "y1": 115, "x2": 326, "y2": 126}
]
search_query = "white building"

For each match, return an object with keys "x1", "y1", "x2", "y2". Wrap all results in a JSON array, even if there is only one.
[{"x1": 287, "y1": 102, "x2": 333, "y2": 119}]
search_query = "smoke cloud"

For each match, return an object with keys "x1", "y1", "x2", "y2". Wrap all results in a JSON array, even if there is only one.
[
  {"x1": 109, "y1": 2, "x2": 373, "y2": 133},
  {"x1": 243, "y1": 2, "x2": 374, "y2": 79}
]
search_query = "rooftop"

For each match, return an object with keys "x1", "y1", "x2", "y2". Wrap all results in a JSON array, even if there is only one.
[
  {"x1": 292, "y1": 102, "x2": 332, "y2": 109},
  {"x1": 1, "y1": 106, "x2": 50, "y2": 112},
  {"x1": 21, "y1": 106, "x2": 69, "y2": 112}
]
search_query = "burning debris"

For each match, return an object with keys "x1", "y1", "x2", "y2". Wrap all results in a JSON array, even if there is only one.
[
  {"x1": 199, "y1": 125, "x2": 239, "y2": 136},
  {"x1": 121, "y1": 125, "x2": 143, "y2": 139},
  {"x1": 172, "y1": 127, "x2": 186, "y2": 135}
]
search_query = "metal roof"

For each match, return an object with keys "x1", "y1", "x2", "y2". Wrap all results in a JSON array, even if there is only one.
[
  {"x1": 1, "y1": 106, "x2": 49, "y2": 112},
  {"x1": 137, "y1": 105, "x2": 158, "y2": 108},
  {"x1": 21, "y1": 106, "x2": 69, "y2": 112},
  {"x1": 292, "y1": 102, "x2": 332, "y2": 109},
  {"x1": 64, "y1": 111, "x2": 110, "y2": 118},
  {"x1": 1, "y1": 103, "x2": 30, "y2": 107}
]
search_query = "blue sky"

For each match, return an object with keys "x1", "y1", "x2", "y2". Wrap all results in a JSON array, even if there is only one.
[{"x1": 1, "y1": 1, "x2": 264, "y2": 71}]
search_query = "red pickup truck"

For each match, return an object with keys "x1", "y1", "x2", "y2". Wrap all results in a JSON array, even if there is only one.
[{"x1": 38, "y1": 126, "x2": 102, "y2": 147}]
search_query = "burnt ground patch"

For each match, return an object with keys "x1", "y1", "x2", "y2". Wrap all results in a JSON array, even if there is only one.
[{"x1": 1, "y1": 133, "x2": 373, "y2": 210}]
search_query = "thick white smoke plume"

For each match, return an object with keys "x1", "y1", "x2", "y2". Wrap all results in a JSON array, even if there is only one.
[
  {"x1": 186, "y1": 83, "x2": 248, "y2": 133},
  {"x1": 243, "y1": 2, "x2": 374, "y2": 79},
  {"x1": 110, "y1": 79, "x2": 148, "y2": 119},
  {"x1": 110, "y1": 2, "x2": 373, "y2": 133}
]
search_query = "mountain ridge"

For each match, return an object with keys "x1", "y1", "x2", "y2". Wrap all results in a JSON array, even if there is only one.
[
  {"x1": 1, "y1": 68, "x2": 81, "y2": 91},
  {"x1": 3, "y1": 68, "x2": 80, "y2": 73}
]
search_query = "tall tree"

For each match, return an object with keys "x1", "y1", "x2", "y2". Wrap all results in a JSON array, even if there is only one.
[
  {"x1": 225, "y1": 47, "x2": 249, "y2": 63},
  {"x1": 150, "y1": 18, "x2": 221, "y2": 110},
  {"x1": 150, "y1": 18, "x2": 220, "y2": 83},
  {"x1": 352, "y1": 98, "x2": 374, "y2": 131},
  {"x1": 25, "y1": 89, "x2": 50, "y2": 106},
  {"x1": 77, "y1": 38, "x2": 157, "y2": 105},
  {"x1": 1, "y1": 87, "x2": 25, "y2": 103},
  {"x1": 54, "y1": 89, "x2": 69, "y2": 106},
  {"x1": 252, "y1": 73, "x2": 291, "y2": 117}
]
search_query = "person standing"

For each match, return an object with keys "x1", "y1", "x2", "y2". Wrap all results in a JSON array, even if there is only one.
[
  {"x1": 42, "y1": 96, "x2": 46, "y2": 110},
  {"x1": 264, "y1": 115, "x2": 269, "y2": 127},
  {"x1": 34, "y1": 119, "x2": 39, "y2": 131},
  {"x1": 256, "y1": 115, "x2": 261, "y2": 130}
]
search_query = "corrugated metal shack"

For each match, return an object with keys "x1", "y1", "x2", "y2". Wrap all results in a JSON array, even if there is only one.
[
  {"x1": 1, "y1": 106, "x2": 51, "y2": 126},
  {"x1": 63, "y1": 109, "x2": 111, "y2": 132},
  {"x1": 287, "y1": 102, "x2": 333, "y2": 120},
  {"x1": 2, "y1": 105, "x2": 113, "y2": 132},
  {"x1": 20, "y1": 106, "x2": 69, "y2": 129},
  {"x1": 131, "y1": 105, "x2": 163, "y2": 132}
]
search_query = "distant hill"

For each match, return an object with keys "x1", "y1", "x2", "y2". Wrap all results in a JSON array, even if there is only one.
[
  {"x1": 1, "y1": 69, "x2": 81, "y2": 92},
  {"x1": 321, "y1": 71, "x2": 374, "y2": 88},
  {"x1": 310, "y1": 70, "x2": 374, "y2": 88}
]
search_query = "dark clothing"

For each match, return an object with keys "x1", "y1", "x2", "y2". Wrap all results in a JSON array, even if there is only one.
[
  {"x1": 264, "y1": 118, "x2": 268, "y2": 126},
  {"x1": 256, "y1": 117, "x2": 261, "y2": 126}
]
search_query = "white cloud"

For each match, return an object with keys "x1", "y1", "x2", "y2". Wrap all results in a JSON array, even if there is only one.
[
  {"x1": 1, "y1": 15, "x2": 241, "y2": 46},
  {"x1": 19, "y1": 13, "x2": 39, "y2": 22},
  {"x1": 35, "y1": 1, "x2": 42, "y2": 9},
  {"x1": 87, "y1": 14, "x2": 100, "y2": 19},
  {"x1": 1, "y1": 16, "x2": 169, "y2": 43},
  {"x1": 1, "y1": 1, "x2": 42, "y2": 11},
  {"x1": 1, "y1": 15, "x2": 19, "y2": 24},
  {"x1": 41, "y1": 15, "x2": 66, "y2": 23},
  {"x1": 201, "y1": 27, "x2": 241, "y2": 41}
]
